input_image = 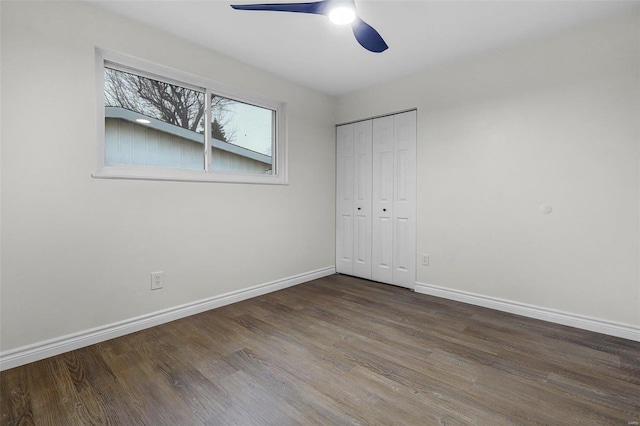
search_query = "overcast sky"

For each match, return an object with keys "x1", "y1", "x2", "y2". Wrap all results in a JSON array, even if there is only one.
[{"x1": 225, "y1": 101, "x2": 272, "y2": 156}]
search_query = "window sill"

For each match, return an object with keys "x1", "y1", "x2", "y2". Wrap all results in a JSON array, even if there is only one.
[{"x1": 92, "y1": 165, "x2": 288, "y2": 185}]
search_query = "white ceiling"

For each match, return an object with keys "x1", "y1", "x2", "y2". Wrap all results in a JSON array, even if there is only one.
[{"x1": 90, "y1": 0, "x2": 638, "y2": 96}]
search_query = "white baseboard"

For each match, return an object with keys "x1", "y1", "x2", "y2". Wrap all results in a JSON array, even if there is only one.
[
  {"x1": 414, "y1": 282, "x2": 640, "y2": 342},
  {"x1": 0, "y1": 267, "x2": 336, "y2": 371}
]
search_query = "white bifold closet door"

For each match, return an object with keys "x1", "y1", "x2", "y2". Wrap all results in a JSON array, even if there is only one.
[
  {"x1": 336, "y1": 124, "x2": 355, "y2": 275},
  {"x1": 371, "y1": 111, "x2": 416, "y2": 288},
  {"x1": 336, "y1": 120, "x2": 373, "y2": 278},
  {"x1": 336, "y1": 110, "x2": 416, "y2": 289}
]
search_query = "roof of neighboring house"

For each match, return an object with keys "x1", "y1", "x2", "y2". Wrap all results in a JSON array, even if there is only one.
[{"x1": 105, "y1": 107, "x2": 272, "y2": 165}]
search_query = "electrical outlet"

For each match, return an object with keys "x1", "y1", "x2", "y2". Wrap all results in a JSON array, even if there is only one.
[
  {"x1": 151, "y1": 271, "x2": 164, "y2": 290},
  {"x1": 422, "y1": 254, "x2": 429, "y2": 266}
]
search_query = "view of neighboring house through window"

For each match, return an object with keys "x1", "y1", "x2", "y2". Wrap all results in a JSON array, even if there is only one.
[
  {"x1": 103, "y1": 63, "x2": 275, "y2": 176},
  {"x1": 104, "y1": 67, "x2": 206, "y2": 170}
]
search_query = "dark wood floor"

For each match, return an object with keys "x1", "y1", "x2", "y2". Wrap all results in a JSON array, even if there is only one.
[{"x1": 2, "y1": 274, "x2": 639, "y2": 425}]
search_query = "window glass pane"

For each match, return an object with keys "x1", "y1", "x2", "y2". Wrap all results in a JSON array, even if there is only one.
[
  {"x1": 210, "y1": 94, "x2": 273, "y2": 174},
  {"x1": 104, "y1": 67, "x2": 205, "y2": 170}
]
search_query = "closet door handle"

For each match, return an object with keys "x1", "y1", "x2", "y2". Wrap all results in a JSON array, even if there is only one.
[
  {"x1": 383, "y1": 208, "x2": 387, "y2": 212},
  {"x1": 357, "y1": 207, "x2": 361, "y2": 210}
]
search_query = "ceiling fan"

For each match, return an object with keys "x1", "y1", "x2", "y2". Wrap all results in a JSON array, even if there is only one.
[{"x1": 230, "y1": 0, "x2": 388, "y2": 53}]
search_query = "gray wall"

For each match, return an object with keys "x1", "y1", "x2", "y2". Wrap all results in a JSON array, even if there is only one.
[
  {"x1": 0, "y1": 1, "x2": 336, "y2": 351},
  {"x1": 2, "y1": 0, "x2": 638, "y2": 355},
  {"x1": 337, "y1": 10, "x2": 640, "y2": 327}
]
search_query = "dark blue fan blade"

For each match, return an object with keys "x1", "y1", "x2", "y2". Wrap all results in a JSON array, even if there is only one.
[
  {"x1": 351, "y1": 17, "x2": 388, "y2": 53},
  {"x1": 231, "y1": 2, "x2": 325, "y2": 15}
]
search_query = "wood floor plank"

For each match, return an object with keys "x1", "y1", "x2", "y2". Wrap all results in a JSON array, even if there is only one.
[
  {"x1": 223, "y1": 348, "x2": 356, "y2": 425},
  {"x1": 215, "y1": 369, "x2": 300, "y2": 425},
  {"x1": 0, "y1": 367, "x2": 34, "y2": 426},
  {"x1": 2, "y1": 274, "x2": 639, "y2": 425}
]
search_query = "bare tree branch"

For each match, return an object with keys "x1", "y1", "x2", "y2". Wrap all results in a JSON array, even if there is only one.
[{"x1": 105, "y1": 68, "x2": 234, "y2": 138}]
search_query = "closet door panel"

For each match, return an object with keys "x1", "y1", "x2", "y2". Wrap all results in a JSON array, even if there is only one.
[
  {"x1": 372, "y1": 116, "x2": 394, "y2": 284},
  {"x1": 336, "y1": 124, "x2": 354, "y2": 275},
  {"x1": 392, "y1": 111, "x2": 417, "y2": 288},
  {"x1": 353, "y1": 120, "x2": 373, "y2": 278}
]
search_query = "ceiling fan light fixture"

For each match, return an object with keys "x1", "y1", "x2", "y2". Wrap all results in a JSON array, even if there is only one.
[
  {"x1": 230, "y1": 0, "x2": 388, "y2": 52},
  {"x1": 328, "y1": 6, "x2": 356, "y2": 25}
]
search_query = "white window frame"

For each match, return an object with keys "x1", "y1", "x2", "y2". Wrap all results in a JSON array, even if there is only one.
[{"x1": 93, "y1": 48, "x2": 287, "y2": 184}]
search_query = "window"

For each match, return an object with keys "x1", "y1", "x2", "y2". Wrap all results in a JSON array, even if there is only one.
[{"x1": 94, "y1": 49, "x2": 286, "y2": 184}]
